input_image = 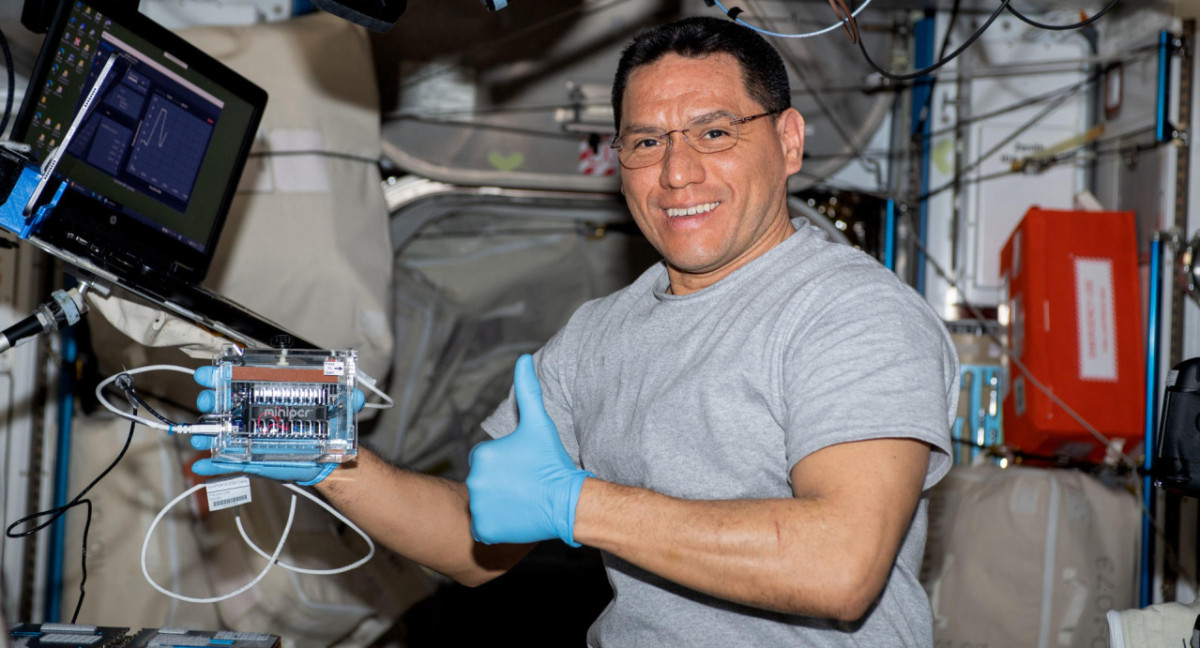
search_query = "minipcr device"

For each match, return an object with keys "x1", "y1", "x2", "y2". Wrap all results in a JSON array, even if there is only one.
[{"x1": 208, "y1": 345, "x2": 358, "y2": 463}]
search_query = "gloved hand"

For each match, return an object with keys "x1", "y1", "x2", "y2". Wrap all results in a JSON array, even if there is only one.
[
  {"x1": 465, "y1": 354, "x2": 594, "y2": 547},
  {"x1": 191, "y1": 365, "x2": 366, "y2": 486}
]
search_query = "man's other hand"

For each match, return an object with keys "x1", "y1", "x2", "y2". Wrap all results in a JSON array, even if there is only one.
[{"x1": 466, "y1": 354, "x2": 593, "y2": 547}]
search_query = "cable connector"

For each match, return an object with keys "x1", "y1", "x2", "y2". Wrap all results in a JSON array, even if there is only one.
[{"x1": 170, "y1": 423, "x2": 223, "y2": 436}]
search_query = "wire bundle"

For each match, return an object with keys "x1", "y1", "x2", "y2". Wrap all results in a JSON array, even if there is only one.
[{"x1": 711, "y1": 0, "x2": 1122, "y2": 79}]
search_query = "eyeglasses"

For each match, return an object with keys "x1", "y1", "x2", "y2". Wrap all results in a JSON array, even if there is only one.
[{"x1": 610, "y1": 110, "x2": 781, "y2": 169}]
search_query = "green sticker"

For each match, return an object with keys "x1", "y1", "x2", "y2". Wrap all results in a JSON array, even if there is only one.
[
  {"x1": 933, "y1": 139, "x2": 954, "y2": 175},
  {"x1": 488, "y1": 151, "x2": 525, "y2": 172}
]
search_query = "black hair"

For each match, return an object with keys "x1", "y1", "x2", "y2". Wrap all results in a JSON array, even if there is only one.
[{"x1": 611, "y1": 16, "x2": 791, "y2": 132}]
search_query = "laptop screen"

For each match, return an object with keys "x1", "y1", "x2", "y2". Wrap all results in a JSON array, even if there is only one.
[{"x1": 12, "y1": 0, "x2": 266, "y2": 288}]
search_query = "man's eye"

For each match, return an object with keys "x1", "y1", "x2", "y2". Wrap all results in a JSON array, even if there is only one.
[
  {"x1": 699, "y1": 127, "x2": 733, "y2": 140},
  {"x1": 631, "y1": 137, "x2": 662, "y2": 149}
]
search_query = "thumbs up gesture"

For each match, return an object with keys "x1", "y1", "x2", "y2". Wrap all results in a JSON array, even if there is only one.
[{"x1": 466, "y1": 354, "x2": 594, "y2": 547}]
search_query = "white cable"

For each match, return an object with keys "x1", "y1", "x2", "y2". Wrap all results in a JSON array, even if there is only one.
[
  {"x1": 233, "y1": 483, "x2": 375, "y2": 575},
  {"x1": 356, "y1": 369, "x2": 394, "y2": 410},
  {"x1": 142, "y1": 480, "x2": 374, "y2": 602},
  {"x1": 95, "y1": 364, "x2": 221, "y2": 434},
  {"x1": 142, "y1": 482, "x2": 296, "y2": 604},
  {"x1": 711, "y1": 0, "x2": 875, "y2": 39}
]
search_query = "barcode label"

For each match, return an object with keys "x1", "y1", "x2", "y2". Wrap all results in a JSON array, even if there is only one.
[{"x1": 206, "y1": 476, "x2": 252, "y2": 512}]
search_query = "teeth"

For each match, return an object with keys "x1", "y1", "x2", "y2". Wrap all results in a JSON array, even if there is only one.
[{"x1": 666, "y1": 202, "x2": 719, "y2": 218}]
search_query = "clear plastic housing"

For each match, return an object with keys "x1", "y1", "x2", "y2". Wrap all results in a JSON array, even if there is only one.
[{"x1": 210, "y1": 345, "x2": 358, "y2": 464}]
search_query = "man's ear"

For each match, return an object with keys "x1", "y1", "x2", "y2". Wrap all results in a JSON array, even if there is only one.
[{"x1": 778, "y1": 108, "x2": 805, "y2": 176}]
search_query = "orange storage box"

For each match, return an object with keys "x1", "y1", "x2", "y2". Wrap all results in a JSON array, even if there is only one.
[{"x1": 999, "y1": 207, "x2": 1144, "y2": 462}]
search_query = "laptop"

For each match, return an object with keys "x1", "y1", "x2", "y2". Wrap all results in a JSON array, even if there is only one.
[{"x1": 8, "y1": 0, "x2": 309, "y2": 347}]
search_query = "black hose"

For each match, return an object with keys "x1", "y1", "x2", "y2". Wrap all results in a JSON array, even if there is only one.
[{"x1": 0, "y1": 313, "x2": 44, "y2": 351}]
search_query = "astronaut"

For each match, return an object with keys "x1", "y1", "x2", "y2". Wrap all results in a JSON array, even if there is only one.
[{"x1": 195, "y1": 16, "x2": 956, "y2": 645}]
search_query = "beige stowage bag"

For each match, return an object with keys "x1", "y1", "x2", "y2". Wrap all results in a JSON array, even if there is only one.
[{"x1": 922, "y1": 465, "x2": 1140, "y2": 648}]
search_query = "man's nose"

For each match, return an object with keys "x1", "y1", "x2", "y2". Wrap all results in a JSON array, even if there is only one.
[{"x1": 660, "y1": 131, "x2": 705, "y2": 188}]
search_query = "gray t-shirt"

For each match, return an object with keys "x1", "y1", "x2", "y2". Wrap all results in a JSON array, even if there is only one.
[{"x1": 482, "y1": 220, "x2": 958, "y2": 647}]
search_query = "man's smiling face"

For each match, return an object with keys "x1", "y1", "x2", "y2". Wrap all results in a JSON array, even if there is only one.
[{"x1": 617, "y1": 52, "x2": 804, "y2": 295}]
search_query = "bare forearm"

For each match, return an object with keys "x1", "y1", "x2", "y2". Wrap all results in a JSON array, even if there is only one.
[
  {"x1": 573, "y1": 479, "x2": 895, "y2": 620},
  {"x1": 316, "y1": 448, "x2": 529, "y2": 586}
]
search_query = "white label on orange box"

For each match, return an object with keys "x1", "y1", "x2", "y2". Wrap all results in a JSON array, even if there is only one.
[{"x1": 1074, "y1": 258, "x2": 1117, "y2": 381}]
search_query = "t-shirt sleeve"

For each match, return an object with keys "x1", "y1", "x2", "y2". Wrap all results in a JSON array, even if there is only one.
[
  {"x1": 781, "y1": 268, "x2": 958, "y2": 490},
  {"x1": 478, "y1": 314, "x2": 582, "y2": 466}
]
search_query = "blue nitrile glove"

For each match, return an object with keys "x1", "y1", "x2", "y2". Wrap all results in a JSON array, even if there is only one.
[
  {"x1": 465, "y1": 354, "x2": 594, "y2": 547},
  {"x1": 191, "y1": 365, "x2": 366, "y2": 486}
]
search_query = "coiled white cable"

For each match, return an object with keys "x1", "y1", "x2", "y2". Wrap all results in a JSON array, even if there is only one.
[
  {"x1": 142, "y1": 482, "x2": 375, "y2": 602},
  {"x1": 234, "y1": 485, "x2": 375, "y2": 575},
  {"x1": 142, "y1": 482, "x2": 295, "y2": 604}
]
